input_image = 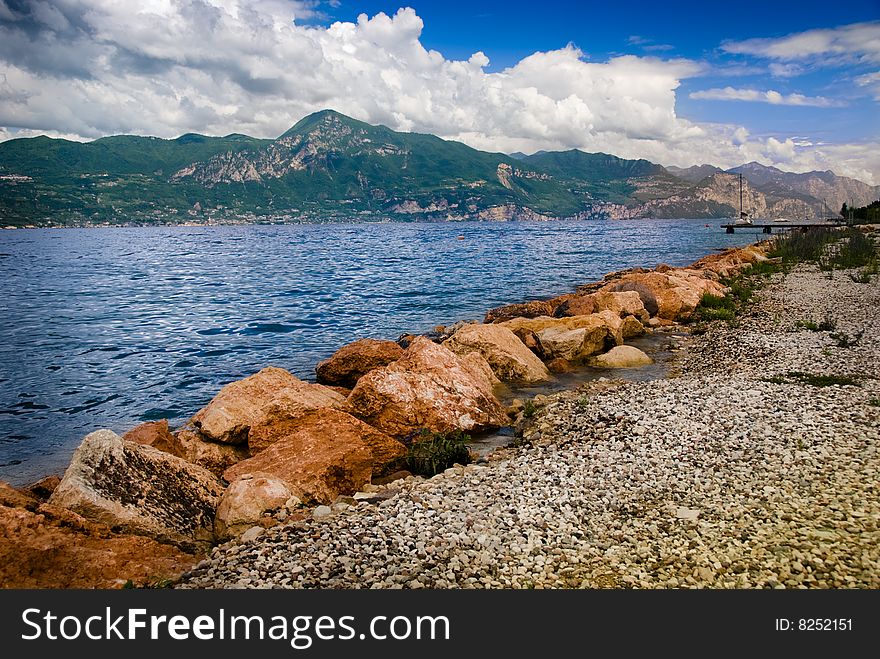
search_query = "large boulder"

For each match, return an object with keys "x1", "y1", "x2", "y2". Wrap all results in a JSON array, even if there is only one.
[
  {"x1": 176, "y1": 427, "x2": 250, "y2": 478},
  {"x1": 348, "y1": 336, "x2": 508, "y2": 438},
  {"x1": 590, "y1": 290, "x2": 649, "y2": 321},
  {"x1": 315, "y1": 338, "x2": 404, "y2": 388},
  {"x1": 442, "y1": 323, "x2": 550, "y2": 383},
  {"x1": 591, "y1": 345, "x2": 653, "y2": 368},
  {"x1": 689, "y1": 245, "x2": 768, "y2": 278},
  {"x1": 600, "y1": 271, "x2": 726, "y2": 320},
  {"x1": 247, "y1": 407, "x2": 406, "y2": 475},
  {"x1": 213, "y1": 473, "x2": 292, "y2": 541},
  {"x1": 501, "y1": 312, "x2": 621, "y2": 362},
  {"x1": 123, "y1": 419, "x2": 185, "y2": 458},
  {"x1": 191, "y1": 366, "x2": 348, "y2": 445},
  {"x1": 48, "y1": 430, "x2": 224, "y2": 550},
  {"x1": 223, "y1": 409, "x2": 404, "y2": 504}
]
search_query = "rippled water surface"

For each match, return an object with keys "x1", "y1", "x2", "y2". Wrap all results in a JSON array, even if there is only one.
[{"x1": 0, "y1": 219, "x2": 757, "y2": 484}]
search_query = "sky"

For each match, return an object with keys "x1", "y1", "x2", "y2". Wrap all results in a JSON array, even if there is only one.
[{"x1": 1, "y1": 0, "x2": 879, "y2": 183}]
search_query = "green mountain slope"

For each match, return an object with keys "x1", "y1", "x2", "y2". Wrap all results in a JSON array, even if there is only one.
[{"x1": 1, "y1": 110, "x2": 875, "y2": 227}]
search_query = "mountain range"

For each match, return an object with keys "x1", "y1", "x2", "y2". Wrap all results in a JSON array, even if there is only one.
[{"x1": 0, "y1": 109, "x2": 876, "y2": 227}]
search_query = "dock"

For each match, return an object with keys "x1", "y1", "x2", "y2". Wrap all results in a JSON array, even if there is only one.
[{"x1": 722, "y1": 221, "x2": 844, "y2": 234}]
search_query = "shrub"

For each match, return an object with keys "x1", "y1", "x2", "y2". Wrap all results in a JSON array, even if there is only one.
[
  {"x1": 829, "y1": 331, "x2": 863, "y2": 348},
  {"x1": 817, "y1": 314, "x2": 837, "y2": 332},
  {"x1": 522, "y1": 400, "x2": 537, "y2": 418},
  {"x1": 786, "y1": 372, "x2": 860, "y2": 388},
  {"x1": 402, "y1": 429, "x2": 472, "y2": 476},
  {"x1": 795, "y1": 320, "x2": 819, "y2": 331}
]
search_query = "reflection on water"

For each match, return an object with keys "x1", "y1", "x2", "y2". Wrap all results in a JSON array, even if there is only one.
[{"x1": 0, "y1": 220, "x2": 755, "y2": 484}]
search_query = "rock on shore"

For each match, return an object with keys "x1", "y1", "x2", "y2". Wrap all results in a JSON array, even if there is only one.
[
  {"x1": 348, "y1": 336, "x2": 508, "y2": 437},
  {"x1": 179, "y1": 260, "x2": 880, "y2": 589},
  {"x1": 49, "y1": 430, "x2": 224, "y2": 550},
  {"x1": 442, "y1": 323, "x2": 551, "y2": 383}
]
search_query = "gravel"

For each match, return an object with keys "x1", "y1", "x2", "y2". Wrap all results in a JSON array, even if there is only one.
[{"x1": 179, "y1": 263, "x2": 879, "y2": 589}]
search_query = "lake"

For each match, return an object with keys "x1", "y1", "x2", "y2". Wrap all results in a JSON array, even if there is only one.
[{"x1": 0, "y1": 219, "x2": 758, "y2": 484}]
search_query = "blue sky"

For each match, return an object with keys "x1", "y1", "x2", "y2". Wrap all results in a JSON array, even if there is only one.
[
  {"x1": 1, "y1": 0, "x2": 878, "y2": 182},
  {"x1": 317, "y1": 0, "x2": 880, "y2": 144}
]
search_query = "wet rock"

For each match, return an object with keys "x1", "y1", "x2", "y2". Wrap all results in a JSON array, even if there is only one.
[
  {"x1": 546, "y1": 357, "x2": 576, "y2": 373},
  {"x1": 484, "y1": 299, "x2": 557, "y2": 323},
  {"x1": 123, "y1": 419, "x2": 186, "y2": 458},
  {"x1": 49, "y1": 430, "x2": 224, "y2": 550},
  {"x1": 442, "y1": 323, "x2": 550, "y2": 383},
  {"x1": 621, "y1": 316, "x2": 647, "y2": 340},
  {"x1": 348, "y1": 337, "x2": 508, "y2": 438},
  {"x1": 590, "y1": 345, "x2": 653, "y2": 368},
  {"x1": 315, "y1": 338, "x2": 404, "y2": 389}
]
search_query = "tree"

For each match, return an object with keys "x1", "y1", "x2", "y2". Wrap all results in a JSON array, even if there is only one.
[{"x1": 840, "y1": 202, "x2": 848, "y2": 218}]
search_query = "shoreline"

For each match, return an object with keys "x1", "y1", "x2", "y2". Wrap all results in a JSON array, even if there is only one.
[
  {"x1": 0, "y1": 217, "x2": 760, "y2": 487},
  {"x1": 2, "y1": 228, "x2": 877, "y2": 588},
  {"x1": 180, "y1": 253, "x2": 880, "y2": 589}
]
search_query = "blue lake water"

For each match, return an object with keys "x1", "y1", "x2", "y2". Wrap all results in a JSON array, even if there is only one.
[{"x1": 0, "y1": 219, "x2": 758, "y2": 485}]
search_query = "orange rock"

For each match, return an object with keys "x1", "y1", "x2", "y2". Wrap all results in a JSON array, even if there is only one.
[
  {"x1": 176, "y1": 427, "x2": 250, "y2": 478},
  {"x1": 546, "y1": 358, "x2": 575, "y2": 373},
  {"x1": 213, "y1": 473, "x2": 292, "y2": 541},
  {"x1": 123, "y1": 419, "x2": 186, "y2": 458},
  {"x1": 191, "y1": 366, "x2": 348, "y2": 445},
  {"x1": 553, "y1": 294, "x2": 596, "y2": 317},
  {"x1": 223, "y1": 409, "x2": 404, "y2": 504},
  {"x1": 600, "y1": 271, "x2": 726, "y2": 320},
  {"x1": 23, "y1": 475, "x2": 61, "y2": 501},
  {"x1": 348, "y1": 337, "x2": 508, "y2": 438},
  {"x1": 501, "y1": 312, "x2": 621, "y2": 362},
  {"x1": 0, "y1": 486, "x2": 196, "y2": 588},
  {"x1": 315, "y1": 338, "x2": 404, "y2": 388},
  {"x1": 442, "y1": 323, "x2": 550, "y2": 383}
]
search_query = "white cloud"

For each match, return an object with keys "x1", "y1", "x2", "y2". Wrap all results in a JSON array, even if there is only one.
[
  {"x1": 768, "y1": 63, "x2": 804, "y2": 78},
  {"x1": 723, "y1": 21, "x2": 880, "y2": 64},
  {"x1": 856, "y1": 71, "x2": 880, "y2": 100},
  {"x1": 689, "y1": 86, "x2": 841, "y2": 107},
  {"x1": 0, "y1": 2, "x2": 876, "y2": 184}
]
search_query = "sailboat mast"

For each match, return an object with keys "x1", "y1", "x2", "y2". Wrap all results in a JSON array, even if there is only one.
[{"x1": 739, "y1": 173, "x2": 743, "y2": 218}]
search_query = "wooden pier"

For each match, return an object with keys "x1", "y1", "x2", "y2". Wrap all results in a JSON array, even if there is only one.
[{"x1": 722, "y1": 221, "x2": 843, "y2": 234}]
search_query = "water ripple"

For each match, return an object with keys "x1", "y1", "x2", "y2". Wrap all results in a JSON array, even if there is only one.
[{"x1": 0, "y1": 219, "x2": 755, "y2": 484}]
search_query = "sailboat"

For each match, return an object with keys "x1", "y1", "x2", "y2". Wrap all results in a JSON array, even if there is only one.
[{"x1": 734, "y1": 173, "x2": 752, "y2": 225}]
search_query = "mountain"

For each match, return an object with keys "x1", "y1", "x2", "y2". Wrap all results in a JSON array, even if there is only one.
[
  {"x1": 169, "y1": 109, "x2": 582, "y2": 218},
  {"x1": 727, "y1": 162, "x2": 877, "y2": 214},
  {"x1": 0, "y1": 109, "x2": 877, "y2": 226},
  {"x1": 666, "y1": 164, "x2": 723, "y2": 183},
  {"x1": 520, "y1": 150, "x2": 689, "y2": 205}
]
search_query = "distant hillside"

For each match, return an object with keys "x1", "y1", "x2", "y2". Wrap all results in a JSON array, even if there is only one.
[
  {"x1": 1, "y1": 110, "x2": 877, "y2": 226},
  {"x1": 666, "y1": 164, "x2": 723, "y2": 183},
  {"x1": 727, "y1": 162, "x2": 877, "y2": 213}
]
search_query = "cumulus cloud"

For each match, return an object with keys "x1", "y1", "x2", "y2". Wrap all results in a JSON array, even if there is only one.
[
  {"x1": 689, "y1": 87, "x2": 841, "y2": 107},
  {"x1": 723, "y1": 21, "x2": 880, "y2": 64},
  {"x1": 0, "y1": 2, "x2": 876, "y2": 184}
]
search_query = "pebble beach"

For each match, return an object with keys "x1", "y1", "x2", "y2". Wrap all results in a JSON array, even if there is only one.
[{"x1": 180, "y1": 260, "x2": 880, "y2": 589}]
